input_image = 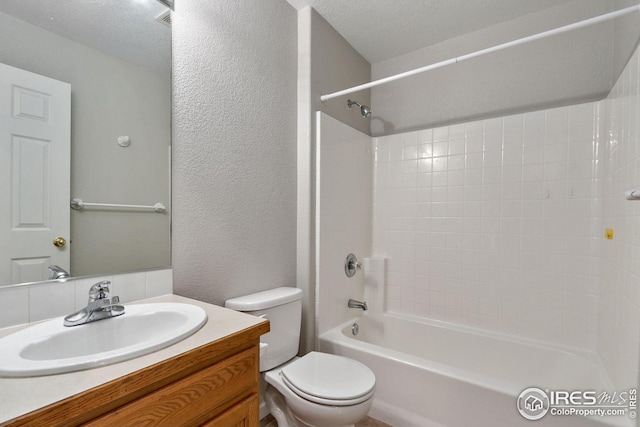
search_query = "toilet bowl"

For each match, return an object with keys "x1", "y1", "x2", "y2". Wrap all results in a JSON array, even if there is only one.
[
  {"x1": 264, "y1": 352, "x2": 375, "y2": 427},
  {"x1": 224, "y1": 287, "x2": 376, "y2": 426}
]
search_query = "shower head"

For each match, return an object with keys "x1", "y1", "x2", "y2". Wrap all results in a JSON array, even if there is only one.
[{"x1": 347, "y1": 99, "x2": 372, "y2": 118}]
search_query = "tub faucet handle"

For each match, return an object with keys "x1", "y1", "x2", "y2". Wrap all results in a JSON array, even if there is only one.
[{"x1": 345, "y1": 253, "x2": 362, "y2": 277}]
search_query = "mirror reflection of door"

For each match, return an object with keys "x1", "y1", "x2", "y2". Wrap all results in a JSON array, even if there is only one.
[{"x1": 0, "y1": 62, "x2": 70, "y2": 284}]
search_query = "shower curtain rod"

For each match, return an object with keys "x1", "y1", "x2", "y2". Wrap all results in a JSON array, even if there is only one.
[{"x1": 320, "y1": 4, "x2": 640, "y2": 102}]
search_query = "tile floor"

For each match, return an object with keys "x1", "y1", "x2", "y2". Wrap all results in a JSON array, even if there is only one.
[
  {"x1": 262, "y1": 415, "x2": 392, "y2": 427},
  {"x1": 357, "y1": 416, "x2": 394, "y2": 427}
]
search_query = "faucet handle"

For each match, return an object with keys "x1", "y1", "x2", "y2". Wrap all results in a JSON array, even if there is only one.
[{"x1": 88, "y1": 281, "x2": 111, "y2": 302}]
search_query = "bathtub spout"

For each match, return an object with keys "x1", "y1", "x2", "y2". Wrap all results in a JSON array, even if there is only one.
[{"x1": 348, "y1": 299, "x2": 368, "y2": 311}]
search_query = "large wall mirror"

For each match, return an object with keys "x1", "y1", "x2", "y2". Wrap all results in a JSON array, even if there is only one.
[{"x1": 0, "y1": 0, "x2": 171, "y2": 287}]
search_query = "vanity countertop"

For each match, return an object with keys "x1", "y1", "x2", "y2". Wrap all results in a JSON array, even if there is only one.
[{"x1": 0, "y1": 294, "x2": 269, "y2": 424}]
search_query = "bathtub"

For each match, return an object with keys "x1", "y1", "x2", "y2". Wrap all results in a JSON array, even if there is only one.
[{"x1": 319, "y1": 313, "x2": 634, "y2": 427}]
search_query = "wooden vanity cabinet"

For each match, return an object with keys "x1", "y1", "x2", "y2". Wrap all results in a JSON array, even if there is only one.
[{"x1": 3, "y1": 321, "x2": 269, "y2": 427}]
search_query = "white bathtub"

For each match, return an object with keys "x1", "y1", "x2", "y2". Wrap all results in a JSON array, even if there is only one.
[{"x1": 319, "y1": 313, "x2": 634, "y2": 427}]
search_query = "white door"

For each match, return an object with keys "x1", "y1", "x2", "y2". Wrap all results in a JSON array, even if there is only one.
[{"x1": 0, "y1": 63, "x2": 71, "y2": 285}]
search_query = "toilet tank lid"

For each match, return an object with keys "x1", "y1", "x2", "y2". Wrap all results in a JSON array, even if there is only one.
[{"x1": 224, "y1": 287, "x2": 303, "y2": 311}]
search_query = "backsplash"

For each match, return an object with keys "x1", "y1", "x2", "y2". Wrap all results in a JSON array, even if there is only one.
[
  {"x1": 372, "y1": 103, "x2": 602, "y2": 350},
  {"x1": 0, "y1": 268, "x2": 173, "y2": 328}
]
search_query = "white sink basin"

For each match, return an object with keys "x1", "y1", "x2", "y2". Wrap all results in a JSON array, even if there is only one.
[{"x1": 0, "y1": 303, "x2": 207, "y2": 377}]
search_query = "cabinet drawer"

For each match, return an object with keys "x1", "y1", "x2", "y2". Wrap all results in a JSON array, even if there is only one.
[{"x1": 86, "y1": 346, "x2": 257, "y2": 426}]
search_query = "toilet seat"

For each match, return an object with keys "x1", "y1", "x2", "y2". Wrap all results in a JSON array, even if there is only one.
[{"x1": 280, "y1": 352, "x2": 375, "y2": 406}]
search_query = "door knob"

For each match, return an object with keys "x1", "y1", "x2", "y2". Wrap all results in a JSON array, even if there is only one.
[{"x1": 53, "y1": 237, "x2": 67, "y2": 248}]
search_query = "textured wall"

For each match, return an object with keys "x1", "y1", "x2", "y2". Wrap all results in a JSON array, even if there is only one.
[
  {"x1": 172, "y1": 1, "x2": 297, "y2": 305},
  {"x1": 297, "y1": 7, "x2": 371, "y2": 352},
  {"x1": 0, "y1": 11, "x2": 171, "y2": 278}
]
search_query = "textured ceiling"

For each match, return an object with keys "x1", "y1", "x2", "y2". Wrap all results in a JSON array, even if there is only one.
[
  {"x1": 0, "y1": 0, "x2": 170, "y2": 74},
  {"x1": 285, "y1": 0, "x2": 629, "y2": 64}
]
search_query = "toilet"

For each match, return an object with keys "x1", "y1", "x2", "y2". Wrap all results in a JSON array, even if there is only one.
[{"x1": 225, "y1": 287, "x2": 375, "y2": 427}]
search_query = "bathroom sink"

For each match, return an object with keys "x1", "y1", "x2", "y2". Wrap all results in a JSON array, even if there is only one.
[{"x1": 0, "y1": 303, "x2": 207, "y2": 377}]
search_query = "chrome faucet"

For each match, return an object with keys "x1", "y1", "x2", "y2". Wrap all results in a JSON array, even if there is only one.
[
  {"x1": 63, "y1": 281, "x2": 125, "y2": 327},
  {"x1": 348, "y1": 298, "x2": 368, "y2": 311},
  {"x1": 48, "y1": 265, "x2": 70, "y2": 280}
]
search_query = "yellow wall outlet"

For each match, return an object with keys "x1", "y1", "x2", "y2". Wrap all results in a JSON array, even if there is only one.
[{"x1": 605, "y1": 228, "x2": 614, "y2": 239}]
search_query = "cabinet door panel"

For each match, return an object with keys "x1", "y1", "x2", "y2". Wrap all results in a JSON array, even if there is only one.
[
  {"x1": 85, "y1": 347, "x2": 257, "y2": 427},
  {"x1": 201, "y1": 395, "x2": 259, "y2": 427}
]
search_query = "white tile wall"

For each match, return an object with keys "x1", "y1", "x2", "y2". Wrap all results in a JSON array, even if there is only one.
[
  {"x1": 314, "y1": 48, "x2": 639, "y2": 392},
  {"x1": 373, "y1": 103, "x2": 602, "y2": 349},
  {"x1": 145, "y1": 269, "x2": 174, "y2": 297},
  {"x1": 598, "y1": 45, "x2": 640, "y2": 391},
  {"x1": 30, "y1": 281, "x2": 76, "y2": 323},
  {"x1": 0, "y1": 287, "x2": 28, "y2": 328},
  {"x1": 363, "y1": 257, "x2": 386, "y2": 314},
  {"x1": 0, "y1": 268, "x2": 173, "y2": 329}
]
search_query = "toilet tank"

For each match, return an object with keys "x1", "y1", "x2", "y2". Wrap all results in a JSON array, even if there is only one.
[{"x1": 225, "y1": 287, "x2": 302, "y2": 371}]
